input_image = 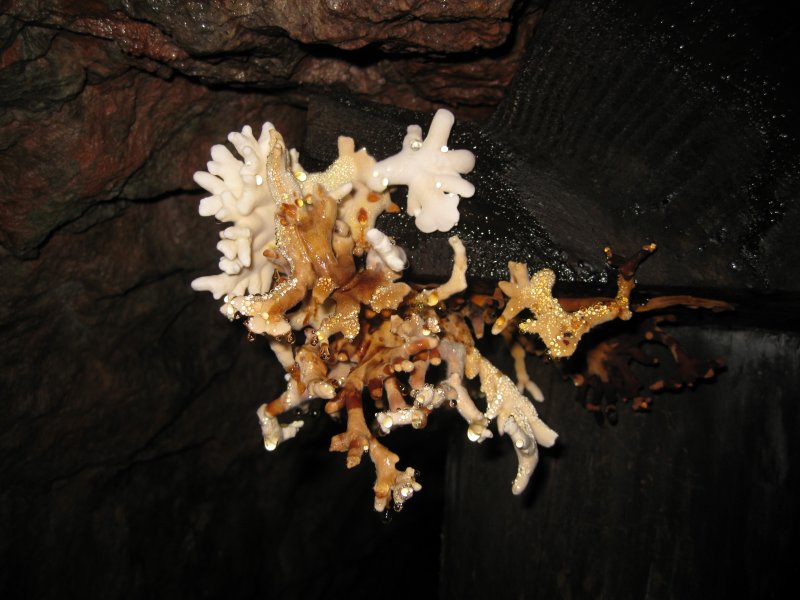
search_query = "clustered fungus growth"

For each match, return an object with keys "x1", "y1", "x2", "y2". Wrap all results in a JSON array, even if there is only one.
[
  {"x1": 568, "y1": 310, "x2": 729, "y2": 419},
  {"x1": 191, "y1": 110, "x2": 706, "y2": 511}
]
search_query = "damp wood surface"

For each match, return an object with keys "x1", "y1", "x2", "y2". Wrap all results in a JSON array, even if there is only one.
[
  {"x1": 440, "y1": 326, "x2": 799, "y2": 600},
  {"x1": 302, "y1": 0, "x2": 800, "y2": 317}
]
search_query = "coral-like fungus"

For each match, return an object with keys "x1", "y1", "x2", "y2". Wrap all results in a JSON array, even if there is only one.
[
  {"x1": 192, "y1": 112, "x2": 719, "y2": 511},
  {"x1": 367, "y1": 109, "x2": 476, "y2": 233},
  {"x1": 193, "y1": 112, "x2": 565, "y2": 510}
]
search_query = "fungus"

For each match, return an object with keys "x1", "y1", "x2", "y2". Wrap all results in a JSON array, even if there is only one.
[
  {"x1": 191, "y1": 112, "x2": 724, "y2": 511},
  {"x1": 367, "y1": 109, "x2": 476, "y2": 233},
  {"x1": 491, "y1": 245, "x2": 656, "y2": 358}
]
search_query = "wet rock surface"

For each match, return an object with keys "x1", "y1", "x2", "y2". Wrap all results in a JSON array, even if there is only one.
[
  {"x1": 1, "y1": 0, "x2": 798, "y2": 598},
  {"x1": 2, "y1": 0, "x2": 539, "y2": 118}
]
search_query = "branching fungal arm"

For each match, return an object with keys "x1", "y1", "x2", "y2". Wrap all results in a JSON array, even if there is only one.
[
  {"x1": 492, "y1": 245, "x2": 656, "y2": 358},
  {"x1": 191, "y1": 112, "x2": 707, "y2": 512},
  {"x1": 367, "y1": 109, "x2": 476, "y2": 233}
]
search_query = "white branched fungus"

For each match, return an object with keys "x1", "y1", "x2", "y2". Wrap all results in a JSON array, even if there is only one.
[
  {"x1": 367, "y1": 109, "x2": 476, "y2": 233},
  {"x1": 191, "y1": 124, "x2": 278, "y2": 306}
]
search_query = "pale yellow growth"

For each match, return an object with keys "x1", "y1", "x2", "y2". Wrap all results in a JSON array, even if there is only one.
[
  {"x1": 431, "y1": 236, "x2": 468, "y2": 301},
  {"x1": 340, "y1": 183, "x2": 392, "y2": 254},
  {"x1": 292, "y1": 137, "x2": 392, "y2": 254},
  {"x1": 472, "y1": 351, "x2": 557, "y2": 494},
  {"x1": 296, "y1": 136, "x2": 376, "y2": 194},
  {"x1": 511, "y1": 342, "x2": 544, "y2": 402},
  {"x1": 493, "y1": 262, "x2": 635, "y2": 358}
]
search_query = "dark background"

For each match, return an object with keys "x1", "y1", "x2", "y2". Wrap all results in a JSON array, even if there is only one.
[{"x1": 2, "y1": 1, "x2": 798, "y2": 598}]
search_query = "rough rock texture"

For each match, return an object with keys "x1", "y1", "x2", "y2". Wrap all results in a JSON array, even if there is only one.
[
  {"x1": 3, "y1": 0, "x2": 540, "y2": 118},
  {"x1": 0, "y1": 25, "x2": 308, "y2": 257},
  {"x1": 1, "y1": 0, "x2": 799, "y2": 599}
]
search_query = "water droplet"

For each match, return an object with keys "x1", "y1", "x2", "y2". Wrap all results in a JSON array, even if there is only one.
[{"x1": 467, "y1": 424, "x2": 483, "y2": 442}]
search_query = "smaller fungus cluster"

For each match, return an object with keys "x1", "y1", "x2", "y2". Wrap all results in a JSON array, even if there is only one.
[
  {"x1": 191, "y1": 110, "x2": 659, "y2": 511},
  {"x1": 569, "y1": 310, "x2": 728, "y2": 418}
]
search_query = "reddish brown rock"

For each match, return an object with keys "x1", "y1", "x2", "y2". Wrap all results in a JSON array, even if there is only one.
[
  {"x1": 266, "y1": 0, "x2": 517, "y2": 52},
  {"x1": 4, "y1": 0, "x2": 537, "y2": 116},
  {"x1": 1, "y1": 70, "x2": 199, "y2": 255},
  {"x1": 0, "y1": 31, "x2": 306, "y2": 257},
  {"x1": 71, "y1": 15, "x2": 189, "y2": 62}
]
